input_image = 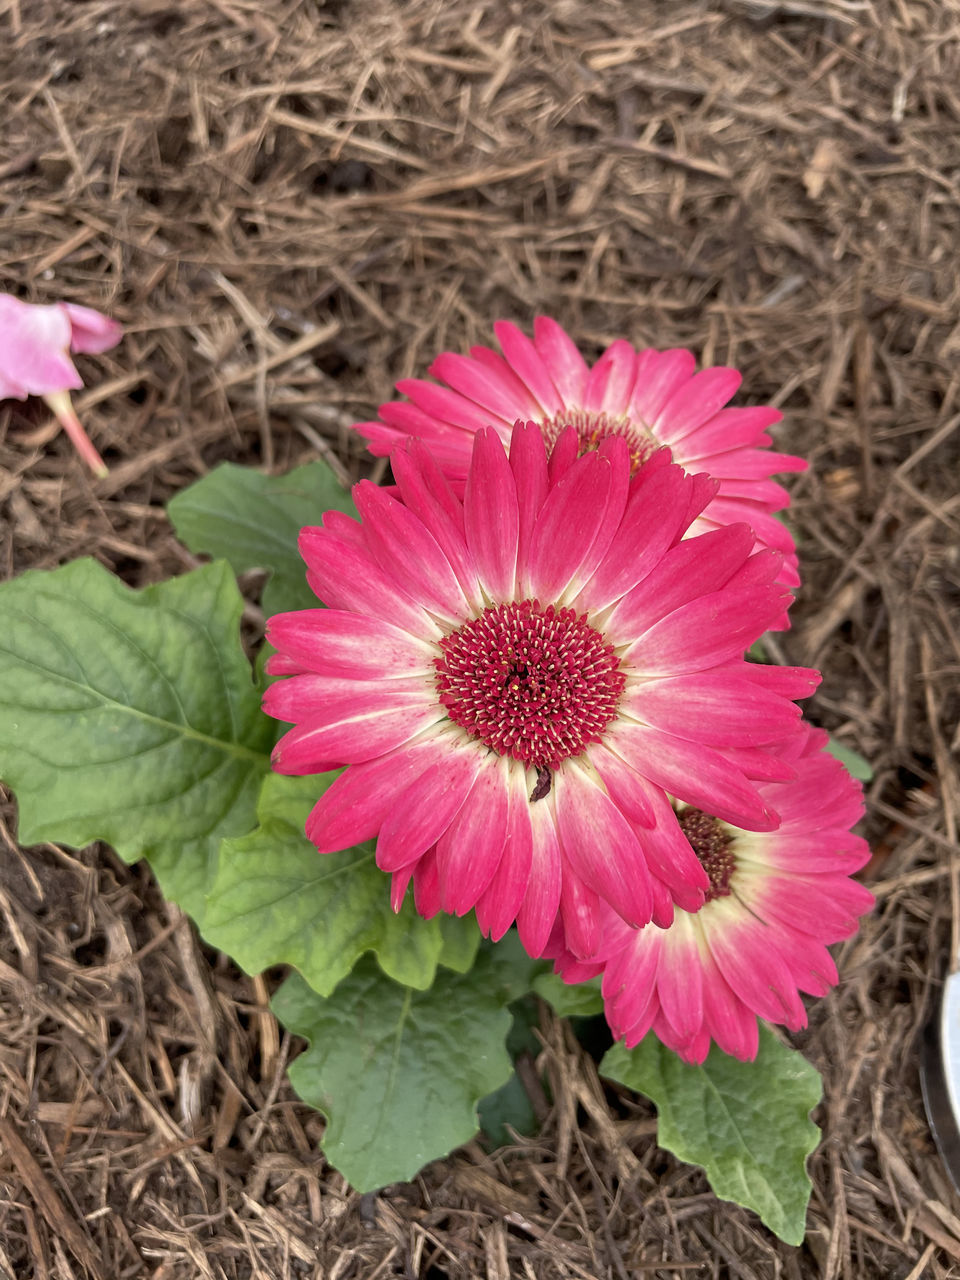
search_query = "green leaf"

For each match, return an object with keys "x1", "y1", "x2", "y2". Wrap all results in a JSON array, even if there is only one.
[
  {"x1": 478, "y1": 1070, "x2": 538, "y2": 1146},
  {"x1": 600, "y1": 1026, "x2": 821, "y2": 1244},
  {"x1": 533, "y1": 970, "x2": 605, "y2": 1018},
  {"x1": 167, "y1": 460, "x2": 357, "y2": 615},
  {"x1": 0, "y1": 559, "x2": 271, "y2": 924},
  {"x1": 826, "y1": 736, "x2": 873, "y2": 782},
  {"x1": 204, "y1": 772, "x2": 478, "y2": 994},
  {"x1": 273, "y1": 955, "x2": 515, "y2": 1189}
]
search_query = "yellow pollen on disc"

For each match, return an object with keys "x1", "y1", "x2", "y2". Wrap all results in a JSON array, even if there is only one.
[{"x1": 540, "y1": 408, "x2": 661, "y2": 473}]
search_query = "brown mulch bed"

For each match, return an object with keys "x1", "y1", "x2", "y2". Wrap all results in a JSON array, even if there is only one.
[{"x1": 2, "y1": 0, "x2": 959, "y2": 1275}]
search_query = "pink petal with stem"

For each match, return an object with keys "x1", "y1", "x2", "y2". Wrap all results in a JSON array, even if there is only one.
[
  {"x1": 494, "y1": 320, "x2": 564, "y2": 415},
  {"x1": 516, "y1": 799, "x2": 563, "y2": 957},
  {"x1": 354, "y1": 481, "x2": 470, "y2": 624},
  {"x1": 555, "y1": 762, "x2": 654, "y2": 927},
  {"x1": 43, "y1": 390, "x2": 108, "y2": 477},
  {"x1": 375, "y1": 749, "x2": 482, "y2": 872},
  {"x1": 266, "y1": 610, "x2": 435, "y2": 679},
  {"x1": 533, "y1": 315, "x2": 589, "y2": 404},
  {"x1": 0, "y1": 296, "x2": 80, "y2": 396},
  {"x1": 436, "y1": 759, "x2": 510, "y2": 915},
  {"x1": 607, "y1": 723, "x2": 777, "y2": 831},
  {"x1": 464, "y1": 429, "x2": 519, "y2": 600}
]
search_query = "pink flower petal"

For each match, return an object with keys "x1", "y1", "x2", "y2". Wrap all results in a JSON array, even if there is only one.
[
  {"x1": 475, "y1": 764, "x2": 533, "y2": 940},
  {"x1": 464, "y1": 429, "x2": 519, "y2": 599},
  {"x1": 375, "y1": 750, "x2": 481, "y2": 872},
  {"x1": 516, "y1": 800, "x2": 563, "y2": 956},
  {"x1": 392, "y1": 442, "x2": 481, "y2": 604},
  {"x1": 622, "y1": 584, "x2": 791, "y2": 673},
  {"x1": 526, "y1": 450, "x2": 615, "y2": 601},
  {"x1": 559, "y1": 867, "x2": 604, "y2": 960},
  {"x1": 354, "y1": 481, "x2": 471, "y2": 623},
  {"x1": 61, "y1": 302, "x2": 122, "y2": 354},
  {"x1": 0, "y1": 296, "x2": 80, "y2": 396},
  {"x1": 431, "y1": 350, "x2": 539, "y2": 421},
  {"x1": 555, "y1": 762, "x2": 654, "y2": 927},
  {"x1": 399, "y1": 376, "x2": 504, "y2": 430},
  {"x1": 304, "y1": 737, "x2": 448, "y2": 852},
  {"x1": 654, "y1": 367, "x2": 742, "y2": 444},
  {"x1": 266, "y1": 609, "x2": 436, "y2": 679},
  {"x1": 272, "y1": 701, "x2": 443, "y2": 775},
  {"x1": 622, "y1": 668, "x2": 804, "y2": 747},
  {"x1": 436, "y1": 760, "x2": 510, "y2": 915},
  {"x1": 630, "y1": 348, "x2": 697, "y2": 426},
  {"x1": 494, "y1": 320, "x2": 564, "y2": 415},
  {"x1": 298, "y1": 525, "x2": 440, "y2": 639},
  {"x1": 656, "y1": 916, "x2": 704, "y2": 1043},
  {"x1": 608, "y1": 723, "x2": 777, "y2": 831},
  {"x1": 582, "y1": 340, "x2": 637, "y2": 414},
  {"x1": 533, "y1": 315, "x2": 589, "y2": 404}
]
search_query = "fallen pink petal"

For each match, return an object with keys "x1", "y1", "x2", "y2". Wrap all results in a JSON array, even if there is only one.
[{"x1": 0, "y1": 293, "x2": 122, "y2": 477}]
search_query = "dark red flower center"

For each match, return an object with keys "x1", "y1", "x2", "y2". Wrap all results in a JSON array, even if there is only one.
[
  {"x1": 434, "y1": 599, "x2": 625, "y2": 769},
  {"x1": 540, "y1": 408, "x2": 660, "y2": 473},
  {"x1": 677, "y1": 808, "x2": 736, "y2": 902}
]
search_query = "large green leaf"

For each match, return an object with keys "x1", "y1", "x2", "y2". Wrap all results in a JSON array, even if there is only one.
[
  {"x1": 0, "y1": 559, "x2": 272, "y2": 923},
  {"x1": 601, "y1": 1027, "x2": 821, "y2": 1244},
  {"x1": 273, "y1": 954, "x2": 515, "y2": 1189},
  {"x1": 167, "y1": 460, "x2": 356, "y2": 615},
  {"x1": 204, "y1": 772, "x2": 480, "y2": 994}
]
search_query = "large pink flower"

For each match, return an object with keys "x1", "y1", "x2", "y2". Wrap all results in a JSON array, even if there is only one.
[
  {"x1": 355, "y1": 317, "x2": 805, "y2": 593},
  {"x1": 264, "y1": 422, "x2": 819, "y2": 959},
  {"x1": 546, "y1": 725, "x2": 874, "y2": 1062},
  {"x1": 0, "y1": 293, "x2": 122, "y2": 476}
]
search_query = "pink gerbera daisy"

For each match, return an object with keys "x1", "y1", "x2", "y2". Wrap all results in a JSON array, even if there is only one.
[
  {"x1": 264, "y1": 423, "x2": 819, "y2": 959},
  {"x1": 355, "y1": 317, "x2": 806, "y2": 594},
  {"x1": 546, "y1": 725, "x2": 874, "y2": 1062}
]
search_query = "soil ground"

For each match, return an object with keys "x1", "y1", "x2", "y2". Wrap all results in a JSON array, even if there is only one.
[{"x1": 2, "y1": 1, "x2": 959, "y2": 1276}]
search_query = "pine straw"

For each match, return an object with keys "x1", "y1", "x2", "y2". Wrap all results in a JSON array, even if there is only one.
[{"x1": 1, "y1": 0, "x2": 959, "y2": 1274}]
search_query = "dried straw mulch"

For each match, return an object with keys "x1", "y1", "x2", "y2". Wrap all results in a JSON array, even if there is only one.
[{"x1": 1, "y1": 0, "x2": 959, "y2": 1276}]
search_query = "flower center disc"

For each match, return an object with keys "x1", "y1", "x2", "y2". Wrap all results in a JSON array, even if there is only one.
[
  {"x1": 540, "y1": 408, "x2": 660, "y2": 473},
  {"x1": 677, "y1": 808, "x2": 736, "y2": 902},
  {"x1": 435, "y1": 600, "x2": 625, "y2": 769}
]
